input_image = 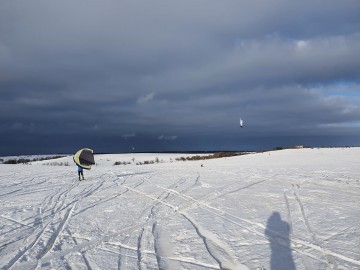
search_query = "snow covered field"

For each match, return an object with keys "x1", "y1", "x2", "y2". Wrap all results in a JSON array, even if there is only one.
[{"x1": 0, "y1": 148, "x2": 359, "y2": 270}]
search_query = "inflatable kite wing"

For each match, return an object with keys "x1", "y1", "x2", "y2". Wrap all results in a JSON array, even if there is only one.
[{"x1": 74, "y1": 148, "x2": 95, "y2": 170}]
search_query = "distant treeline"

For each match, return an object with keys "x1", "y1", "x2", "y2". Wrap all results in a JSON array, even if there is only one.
[
  {"x1": 114, "y1": 157, "x2": 162, "y2": 166},
  {"x1": 114, "y1": 152, "x2": 248, "y2": 166},
  {"x1": 2, "y1": 155, "x2": 66, "y2": 164},
  {"x1": 175, "y1": 152, "x2": 247, "y2": 161},
  {"x1": 42, "y1": 161, "x2": 70, "y2": 166}
]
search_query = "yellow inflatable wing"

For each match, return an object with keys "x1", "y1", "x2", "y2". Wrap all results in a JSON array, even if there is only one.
[{"x1": 74, "y1": 148, "x2": 95, "y2": 170}]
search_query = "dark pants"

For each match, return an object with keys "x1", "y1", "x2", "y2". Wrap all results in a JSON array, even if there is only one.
[{"x1": 78, "y1": 171, "x2": 84, "y2": 179}]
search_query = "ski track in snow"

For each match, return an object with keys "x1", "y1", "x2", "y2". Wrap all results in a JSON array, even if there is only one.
[
  {"x1": 136, "y1": 175, "x2": 188, "y2": 269},
  {"x1": 181, "y1": 212, "x2": 249, "y2": 270},
  {"x1": 1, "y1": 148, "x2": 360, "y2": 269},
  {"x1": 3, "y1": 174, "x2": 360, "y2": 268},
  {"x1": 293, "y1": 190, "x2": 339, "y2": 270},
  {"x1": 35, "y1": 202, "x2": 77, "y2": 268},
  {"x1": 125, "y1": 175, "x2": 360, "y2": 268}
]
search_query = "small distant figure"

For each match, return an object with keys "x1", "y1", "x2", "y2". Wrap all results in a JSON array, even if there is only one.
[
  {"x1": 201, "y1": 164, "x2": 204, "y2": 167},
  {"x1": 77, "y1": 165, "x2": 85, "y2": 181}
]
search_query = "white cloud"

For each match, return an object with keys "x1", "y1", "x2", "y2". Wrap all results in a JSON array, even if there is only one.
[
  {"x1": 158, "y1": 135, "x2": 177, "y2": 140},
  {"x1": 11, "y1": 122, "x2": 35, "y2": 132},
  {"x1": 295, "y1": 40, "x2": 308, "y2": 50},
  {"x1": 137, "y1": 92, "x2": 155, "y2": 104},
  {"x1": 122, "y1": 133, "x2": 136, "y2": 139},
  {"x1": 11, "y1": 123, "x2": 24, "y2": 129}
]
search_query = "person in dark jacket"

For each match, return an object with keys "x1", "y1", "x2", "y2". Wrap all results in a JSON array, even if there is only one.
[{"x1": 77, "y1": 165, "x2": 84, "y2": 180}]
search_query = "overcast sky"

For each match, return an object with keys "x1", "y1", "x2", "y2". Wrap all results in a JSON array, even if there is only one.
[{"x1": 1, "y1": 0, "x2": 360, "y2": 155}]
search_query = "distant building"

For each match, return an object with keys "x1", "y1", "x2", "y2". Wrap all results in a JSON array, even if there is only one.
[{"x1": 290, "y1": 145, "x2": 304, "y2": 149}]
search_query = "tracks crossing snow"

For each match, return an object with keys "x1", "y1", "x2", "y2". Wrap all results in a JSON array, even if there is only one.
[{"x1": 1, "y1": 149, "x2": 360, "y2": 269}]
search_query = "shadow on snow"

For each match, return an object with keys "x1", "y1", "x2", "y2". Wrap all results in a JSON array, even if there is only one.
[{"x1": 265, "y1": 211, "x2": 295, "y2": 270}]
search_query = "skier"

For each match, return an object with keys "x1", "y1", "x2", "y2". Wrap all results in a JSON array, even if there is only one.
[{"x1": 77, "y1": 165, "x2": 85, "y2": 180}]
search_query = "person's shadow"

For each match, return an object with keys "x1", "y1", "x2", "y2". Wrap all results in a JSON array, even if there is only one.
[{"x1": 265, "y1": 212, "x2": 296, "y2": 270}]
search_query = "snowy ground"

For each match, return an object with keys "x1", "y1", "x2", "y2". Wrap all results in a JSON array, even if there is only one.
[{"x1": 0, "y1": 148, "x2": 359, "y2": 270}]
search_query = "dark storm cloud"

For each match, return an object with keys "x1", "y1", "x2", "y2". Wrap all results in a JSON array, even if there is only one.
[{"x1": 1, "y1": 0, "x2": 360, "y2": 155}]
